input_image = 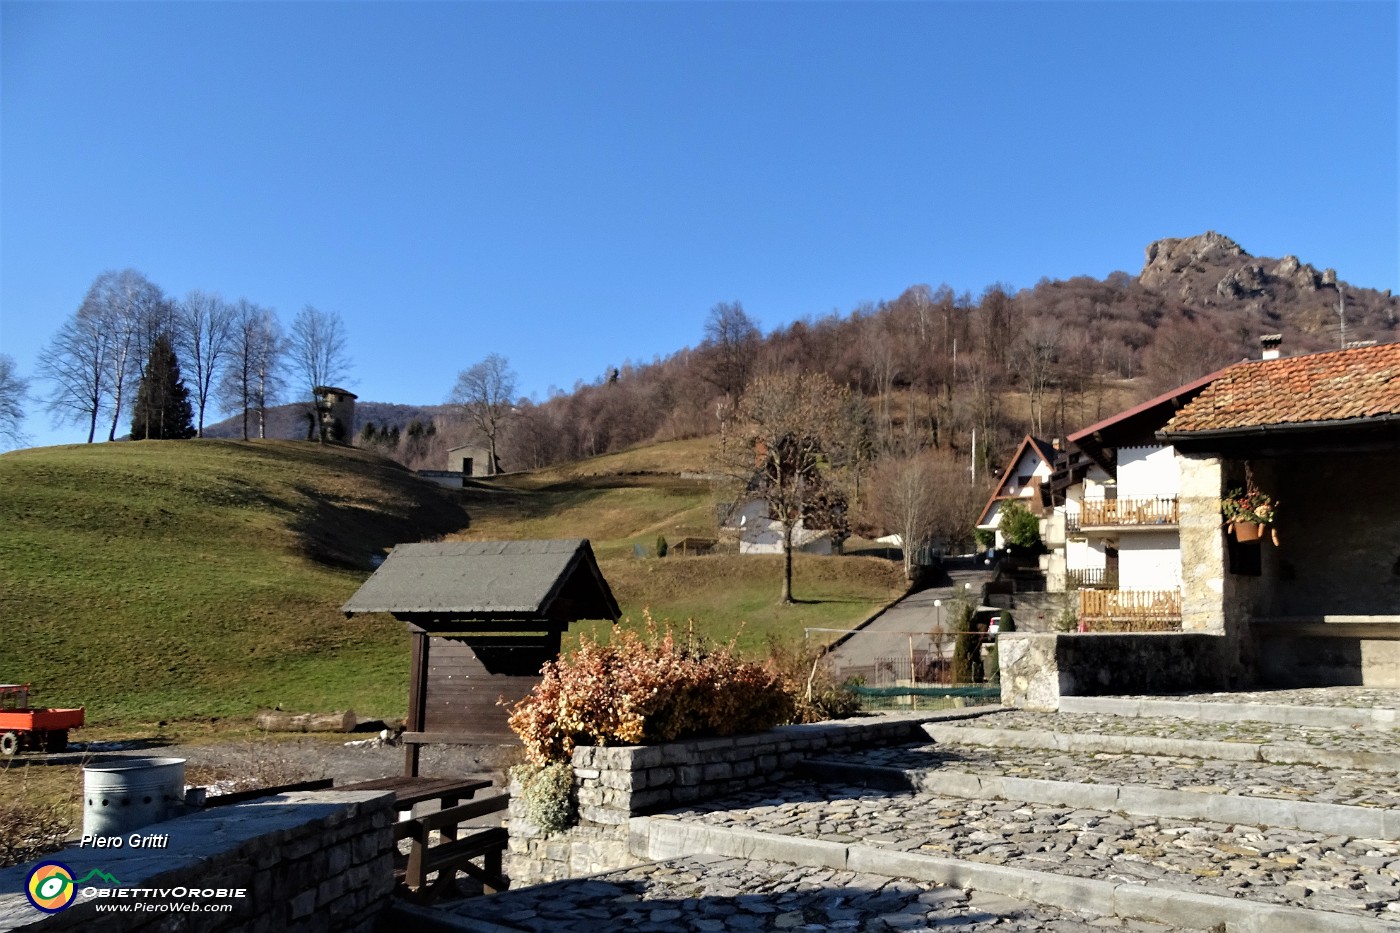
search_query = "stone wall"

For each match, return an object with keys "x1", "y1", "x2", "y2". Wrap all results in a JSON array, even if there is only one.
[
  {"x1": 0, "y1": 790, "x2": 396, "y2": 933},
  {"x1": 999, "y1": 632, "x2": 1232, "y2": 711},
  {"x1": 508, "y1": 712, "x2": 944, "y2": 884}
]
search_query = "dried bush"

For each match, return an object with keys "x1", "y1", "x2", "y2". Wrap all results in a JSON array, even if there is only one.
[
  {"x1": 763, "y1": 636, "x2": 860, "y2": 724},
  {"x1": 509, "y1": 762, "x2": 575, "y2": 835},
  {"x1": 0, "y1": 798, "x2": 72, "y2": 868},
  {"x1": 508, "y1": 614, "x2": 794, "y2": 765}
]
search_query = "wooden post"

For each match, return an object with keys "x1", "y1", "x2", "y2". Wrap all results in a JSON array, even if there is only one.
[{"x1": 405, "y1": 630, "x2": 429, "y2": 777}]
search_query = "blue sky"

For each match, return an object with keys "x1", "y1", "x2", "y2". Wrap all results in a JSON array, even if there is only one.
[{"x1": 2, "y1": 1, "x2": 1396, "y2": 448}]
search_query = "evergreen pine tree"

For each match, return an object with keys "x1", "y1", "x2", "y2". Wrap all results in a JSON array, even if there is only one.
[{"x1": 131, "y1": 334, "x2": 196, "y2": 440}]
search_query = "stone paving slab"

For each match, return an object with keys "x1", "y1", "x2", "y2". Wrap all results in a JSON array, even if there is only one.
[
  {"x1": 808, "y1": 742, "x2": 1400, "y2": 810},
  {"x1": 797, "y1": 748, "x2": 1400, "y2": 840},
  {"x1": 402, "y1": 854, "x2": 1190, "y2": 932},
  {"x1": 923, "y1": 710, "x2": 1400, "y2": 771},
  {"x1": 659, "y1": 784, "x2": 1400, "y2": 923}
]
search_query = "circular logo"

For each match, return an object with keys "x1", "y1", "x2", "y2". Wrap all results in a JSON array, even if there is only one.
[{"x1": 25, "y1": 861, "x2": 77, "y2": 913}]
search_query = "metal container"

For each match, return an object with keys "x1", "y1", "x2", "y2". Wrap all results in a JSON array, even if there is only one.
[{"x1": 83, "y1": 757, "x2": 186, "y2": 837}]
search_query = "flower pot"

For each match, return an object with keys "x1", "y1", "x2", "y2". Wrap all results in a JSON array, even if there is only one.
[{"x1": 1231, "y1": 521, "x2": 1263, "y2": 542}]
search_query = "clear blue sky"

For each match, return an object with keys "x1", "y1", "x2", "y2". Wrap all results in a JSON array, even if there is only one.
[{"x1": 2, "y1": 1, "x2": 1396, "y2": 448}]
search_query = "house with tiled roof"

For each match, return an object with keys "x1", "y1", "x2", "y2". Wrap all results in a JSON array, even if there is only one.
[
  {"x1": 1035, "y1": 369, "x2": 1229, "y2": 629},
  {"x1": 975, "y1": 435, "x2": 1059, "y2": 549},
  {"x1": 1159, "y1": 341, "x2": 1400, "y2": 687}
]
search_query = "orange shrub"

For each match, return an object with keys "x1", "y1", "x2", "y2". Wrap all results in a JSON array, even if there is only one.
[{"x1": 508, "y1": 615, "x2": 795, "y2": 765}]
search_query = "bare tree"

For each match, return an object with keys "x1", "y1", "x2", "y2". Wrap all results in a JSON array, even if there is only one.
[
  {"x1": 289, "y1": 305, "x2": 352, "y2": 443},
  {"x1": 864, "y1": 452, "x2": 943, "y2": 580},
  {"x1": 219, "y1": 301, "x2": 285, "y2": 440},
  {"x1": 0, "y1": 355, "x2": 29, "y2": 449},
  {"x1": 38, "y1": 300, "x2": 111, "y2": 443},
  {"x1": 1012, "y1": 320, "x2": 1061, "y2": 436},
  {"x1": 700, "y1": 301, "x2": 761, "y2": 411},
  {"x1": 79, "y1": 270, "x2": 168, "y2": 441},
  {"x1": 178, "y1": 290, "x2": 236, "y2": 436},
  {"x1": 723, "y1": 371, "x2": 867, "y2": 604},
  {"x1": 449, "y1": 353, "x2": 517, "y2": 474}
]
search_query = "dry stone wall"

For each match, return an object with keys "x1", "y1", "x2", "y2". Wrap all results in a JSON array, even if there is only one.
[{"x1": 508, "y1": 713, "x2": 943, "y2": 884}]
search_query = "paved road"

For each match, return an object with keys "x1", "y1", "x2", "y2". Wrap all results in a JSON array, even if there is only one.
[{"x1": 822, "y1": 556, "x2": 993, "y2": 682}]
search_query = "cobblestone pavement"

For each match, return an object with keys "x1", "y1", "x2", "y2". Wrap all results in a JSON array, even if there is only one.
[
  {"x1": 662, "y1": 786, "x2": 1400, "y2": 920},
  {"x1": 938, "y1": 709, "x2": 1400, "y2": 755},
  {"x1": 431, "y1": 854, "x2": 1186, "y2": 932},
  {"x1": 814, "y1": 742, "x2": 1400, "y2": 809},
  {"x1": 1128, "y1": 688, "x2": 1400, "y2": 710}
]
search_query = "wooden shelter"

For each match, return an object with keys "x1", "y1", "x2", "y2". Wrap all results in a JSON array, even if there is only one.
[{"x1": 342, "y1": 539, "x2": 620, "y2": 775}]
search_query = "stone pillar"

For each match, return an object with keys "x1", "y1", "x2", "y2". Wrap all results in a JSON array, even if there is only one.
[{"x1": 1177, "y1": 451, "x2": 1253, "y2": 685}]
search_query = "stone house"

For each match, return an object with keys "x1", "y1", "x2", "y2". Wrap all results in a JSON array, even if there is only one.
[
  {"x1": 1159, "y1": 341, "x2": 1400, "y2": 687},
  {"x1": 314, "y1": 386, "x2": 357, "y2": 444},
  {"x1": 447, "y1": 444, "x2": 496, "y2": 477}
]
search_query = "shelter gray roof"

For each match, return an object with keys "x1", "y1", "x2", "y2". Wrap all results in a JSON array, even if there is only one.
[{"x1": 341, "y1": 539, "x2": 620, "y2": 622}]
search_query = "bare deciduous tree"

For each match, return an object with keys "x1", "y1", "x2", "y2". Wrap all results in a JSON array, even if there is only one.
[
  {"x1": 864, "y1": 451, "x2": 943, "y2": 581},
  {"x1": 289, "y1": 305, "x2": 352, "y2": 443},
  {"x1": 1012, "y1": 320, "x2": 1062, "y2": 436},
  {"x1": 178, "y1": 290, "x2": 236, "y2": 436},
  {"x1": 0, "y1": 355, "x2": 30, "y2": 449},
  {"x1": 219, "y1": 301, "x2": 284, "y2": 441},
  {"x1": 81, "y1": 270, "x2": 168, "y2": 441},
  {"x1": 38, "y1": 299, "x2": 111, "y2": 443},
  {"x1": 700, "y1": 301, "x2": 761, "y2": 412},
  {"x1": 722, "y1": 371, "x2": 867, "y2": 604},
  {"x1": 449, "y1": 353, "x2": 517, "y2": 474}
]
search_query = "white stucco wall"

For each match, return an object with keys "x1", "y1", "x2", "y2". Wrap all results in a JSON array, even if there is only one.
[
  {"x1": 1118, "y1": 531, "x2": 1182, "y2": 589},
  {"x1": 1066, "y1": 537, "x2": 1107, "y2": 572},
  {"x1": 1118, "y1": 446, "x2": 1179, "y2": 498}
]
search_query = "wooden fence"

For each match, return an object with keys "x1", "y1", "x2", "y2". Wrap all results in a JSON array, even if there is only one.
[
  {"x1": 1070, "y1": 496, "x2": 1179, "y2": 531},
  {"x1": 1079, "y1": 588, "x2": 1182, "y2": 632}
]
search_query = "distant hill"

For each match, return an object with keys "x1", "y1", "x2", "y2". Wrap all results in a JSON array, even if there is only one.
[
  {"x1": 205, "y1": 232, "x2": 1400, "y2": 476},
  {"x1": 0, "y1": 440, "x2": 469, "y2": 724}
]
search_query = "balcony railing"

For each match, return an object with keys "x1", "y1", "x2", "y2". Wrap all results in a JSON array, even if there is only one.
[
  {"x1": 1066, "y1": 567, "x2": 1119, "y2": 589},
  {"x1": 1079, "y1": 588, "x2": 1182, "y2": 632},
  {"x1": 1068, "y1": 496, "x2": 1179, "y2": 532}
]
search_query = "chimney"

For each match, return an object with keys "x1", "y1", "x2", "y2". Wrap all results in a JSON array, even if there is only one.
[{"x1": 1260, "y1": 334, "x2": 1283, "y2": 361}]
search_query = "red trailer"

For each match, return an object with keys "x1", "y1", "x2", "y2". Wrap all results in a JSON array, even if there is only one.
[{"x1": 0, "y1": 684, "x2": 84, "y2": 755}]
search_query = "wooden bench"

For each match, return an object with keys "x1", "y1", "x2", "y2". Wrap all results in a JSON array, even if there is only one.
[
  {"x1": 331, "y1": 776, "x2": 508, "y2": 898},
  {"x1": 397, "y1": 794, "x2": 511, "y2": 896}
]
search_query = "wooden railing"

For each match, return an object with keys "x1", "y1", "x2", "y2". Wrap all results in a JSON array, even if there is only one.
[
  {"x1": 1069, "y1": 496, "x2": 1179, "y2": 531},
  {"x1": 1066, "y1": 567, "x2": 1119, "y2": 589},
  {"x1": 1079, "y1": 588, "x2": 1182, "y2": 632}
]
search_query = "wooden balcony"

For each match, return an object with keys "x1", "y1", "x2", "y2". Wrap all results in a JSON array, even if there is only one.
[
  {"x1": 1079, "y1": 588, "x2": 1182, "y2": 632},
  {"x1": 1068, "y1": 496, "x2": 1178, "y2": 532}
]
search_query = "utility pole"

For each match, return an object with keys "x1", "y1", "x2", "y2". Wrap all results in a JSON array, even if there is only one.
[{"x1": 1337, "y1": 283, "x2": 1347, "y2": 349}]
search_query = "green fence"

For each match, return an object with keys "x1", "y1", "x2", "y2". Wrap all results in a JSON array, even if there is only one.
[{"x1": 849, "y1": 683, "x2": 1001, "y2": 711}]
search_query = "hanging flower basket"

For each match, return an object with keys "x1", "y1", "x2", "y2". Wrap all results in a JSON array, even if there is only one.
[
  {"x1": 1229, "y1": 520, "x2": 1263, "y2": 543},
  {"x1": 1221, "y1": 484, "x2": 1279, "y2": 545}
]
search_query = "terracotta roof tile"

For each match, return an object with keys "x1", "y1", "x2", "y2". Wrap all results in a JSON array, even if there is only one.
[{"x1": 1164, "y1": 342, "x2": 1400, "y2": 434}]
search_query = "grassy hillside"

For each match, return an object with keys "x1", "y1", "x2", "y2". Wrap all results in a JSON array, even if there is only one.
[
  {"x1": 0, "y1": 440, "x2": 468, "y2": 727},
  {"x1": 450, "y1": 438, "x2": 908, "y2": 653},
  {"x1": 1, "y1": 436, "x2": 905, "y2": 732}
]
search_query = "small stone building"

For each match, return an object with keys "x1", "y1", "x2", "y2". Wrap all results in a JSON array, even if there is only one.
[
  {"x1": 341, "y1": 539, "x2": 620, "y2": 774},
  {"x1": 447, "y1": 444, "x2": 496, "y2": 477},
  {"x1": 314, "y1": 386, "x2": 357, "y2": 444}
]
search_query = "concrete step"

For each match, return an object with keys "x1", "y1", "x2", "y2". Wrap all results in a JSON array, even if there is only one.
[
  {"x1": 1060, "y1": 695, "x2": 1399, "y2": 730},
  {"x1": 922, "y1": 711, "x2": 1400, "y2": 773}
]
